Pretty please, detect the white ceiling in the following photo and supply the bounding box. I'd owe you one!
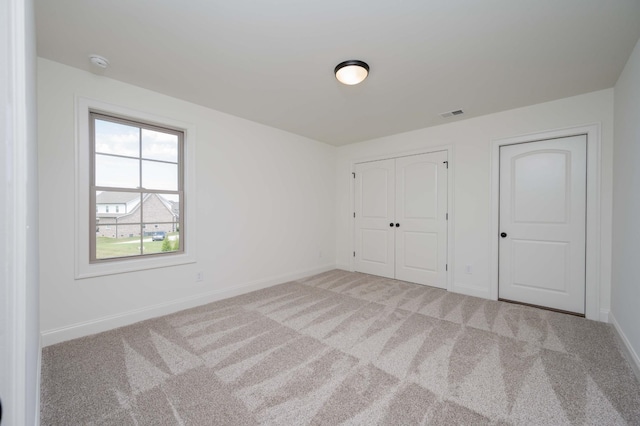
[35,0,640,146]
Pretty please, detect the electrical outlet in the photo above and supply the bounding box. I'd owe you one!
[196,271,203,282]
[465,265,472,274]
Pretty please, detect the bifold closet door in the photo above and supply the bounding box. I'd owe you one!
[354,159,396,279]
[354,151,448,288]
[395,152,448,288]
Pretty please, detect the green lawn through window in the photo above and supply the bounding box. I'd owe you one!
[96,232,179,259]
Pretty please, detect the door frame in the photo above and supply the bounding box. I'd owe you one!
[348,144,454,292]
[490,124,602,321]
[1,0,39,424]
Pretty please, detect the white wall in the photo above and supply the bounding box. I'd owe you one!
[612,37,640,371]
[337,89,614,317]
[39,58,336,345]
[0,0,40,424]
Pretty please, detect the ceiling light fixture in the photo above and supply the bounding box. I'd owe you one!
[334,60,369,85]
[89,54,110,69]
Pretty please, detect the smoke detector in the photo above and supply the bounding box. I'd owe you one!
[89,54,110,69]
[440,109,464,118]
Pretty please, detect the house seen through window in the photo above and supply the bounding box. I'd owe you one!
[91,112,184,261]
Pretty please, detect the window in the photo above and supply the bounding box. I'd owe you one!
[76,97,195,278]
[90,112,184,262]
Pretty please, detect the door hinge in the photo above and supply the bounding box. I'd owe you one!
[352,172,356,178]
[446,264,448,271]
[443,161,449,169]
[446,212,448,220]
[353,251,356,257]
[353,212,356,218]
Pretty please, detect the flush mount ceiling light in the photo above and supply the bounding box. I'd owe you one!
[89,54,110,69]
[334,60,369,85]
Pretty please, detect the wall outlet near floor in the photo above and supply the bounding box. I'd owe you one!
[465,265,472,274]
[196,271,204,282]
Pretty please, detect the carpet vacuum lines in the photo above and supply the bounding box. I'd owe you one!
[41,270,640,425]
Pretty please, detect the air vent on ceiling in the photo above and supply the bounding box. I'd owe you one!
[440,109,464,118]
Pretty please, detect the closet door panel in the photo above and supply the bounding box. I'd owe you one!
[395,152,448,288]
[354,159,395,279]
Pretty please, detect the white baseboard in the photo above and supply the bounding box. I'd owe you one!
[610,312,640,382]
[452,283,491,299]
[599,308,610,323]
[41,264,336,347]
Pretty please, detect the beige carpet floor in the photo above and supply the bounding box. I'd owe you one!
[41,270,640,425]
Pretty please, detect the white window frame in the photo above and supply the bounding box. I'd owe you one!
[75,97,196,278]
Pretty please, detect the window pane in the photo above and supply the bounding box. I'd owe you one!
[142,223,178,254]
[142,160,178,191]
[95,154,140,188]
[95,190,144,259]
[142,129,178,162]
[172,228,180,251]
[141,193,179,223]
[95,191,142,222]
[96,217,116,225]
[95,119,140,158]
[114,223,143,240]
[96,232,143,260]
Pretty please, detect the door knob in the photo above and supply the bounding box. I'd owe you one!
[395,223,400,227]
[389,223,394,227]
[500,232,507,238]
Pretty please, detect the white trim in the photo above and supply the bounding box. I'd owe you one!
[1,0,34,424]
[74,97,197,278]
[348,144,455,292]
[447,146,455,293]
[599,308,610,323]
[490,124,602,320]
[453,283,491,299]
[610,313,640,382]
[41,264,336,346]
[35,335,41,426]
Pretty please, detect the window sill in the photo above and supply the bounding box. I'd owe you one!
[75,252,196,279]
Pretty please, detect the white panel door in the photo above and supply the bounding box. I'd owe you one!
[395,152,448,288]
[499,135,587,314]
[354,159,395,279]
